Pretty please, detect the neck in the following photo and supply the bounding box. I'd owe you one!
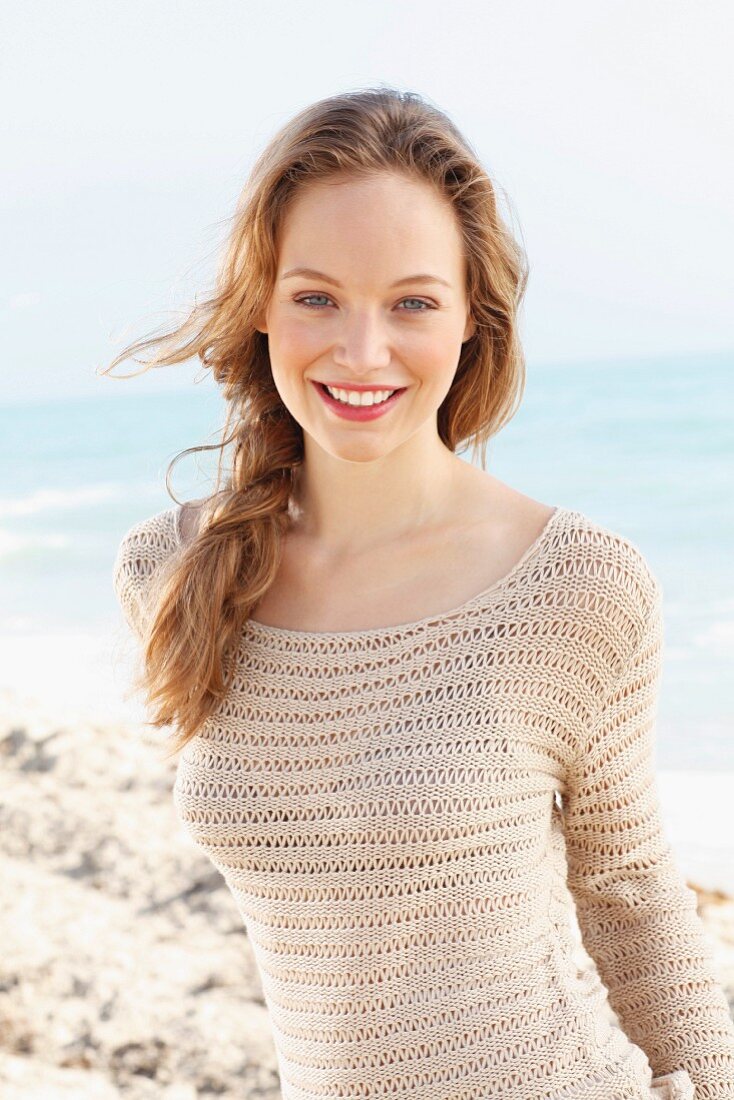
[289,430,463,558]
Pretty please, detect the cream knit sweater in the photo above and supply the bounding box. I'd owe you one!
[113,503,734,1099]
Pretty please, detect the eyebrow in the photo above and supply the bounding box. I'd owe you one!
[280,267,452,289]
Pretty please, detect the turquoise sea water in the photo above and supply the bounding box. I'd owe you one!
[2,350,732,769]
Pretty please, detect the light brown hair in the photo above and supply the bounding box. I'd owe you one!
[101,84,529,758]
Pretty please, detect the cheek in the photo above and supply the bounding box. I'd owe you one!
[271,313,324,361]
[268,334,315,396]
[268,321,320,409]
[402,330,459,380]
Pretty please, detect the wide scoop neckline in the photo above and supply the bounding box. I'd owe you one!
[169,502,568,642]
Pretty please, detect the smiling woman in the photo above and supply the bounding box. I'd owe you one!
[103,86,734,1098]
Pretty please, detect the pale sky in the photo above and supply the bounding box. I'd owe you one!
[2,0,732,404]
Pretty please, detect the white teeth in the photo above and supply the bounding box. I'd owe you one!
[324,385,397,407]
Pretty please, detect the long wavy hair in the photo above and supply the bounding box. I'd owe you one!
[101,84,529,759]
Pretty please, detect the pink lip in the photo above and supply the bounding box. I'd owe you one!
[311,380,407,421]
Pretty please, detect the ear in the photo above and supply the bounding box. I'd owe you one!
[462,311,476,344]
[252,304,269,334]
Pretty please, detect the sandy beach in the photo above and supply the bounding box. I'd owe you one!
[2,656,733,1097]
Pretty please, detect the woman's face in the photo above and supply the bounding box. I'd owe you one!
[256,170,475,463]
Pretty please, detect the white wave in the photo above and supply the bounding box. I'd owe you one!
[0,484,124,517]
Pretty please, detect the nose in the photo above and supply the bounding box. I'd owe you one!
[332,309,392,373]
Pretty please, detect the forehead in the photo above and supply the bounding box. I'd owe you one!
[278,171,462,257]
[277,171,465,276]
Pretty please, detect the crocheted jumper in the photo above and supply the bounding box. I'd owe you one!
[113,503,734,1100]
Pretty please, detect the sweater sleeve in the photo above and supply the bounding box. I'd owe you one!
[112,508,179,644]
[561,568,734,1098]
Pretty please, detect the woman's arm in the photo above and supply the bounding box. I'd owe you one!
[562,577,734,1096]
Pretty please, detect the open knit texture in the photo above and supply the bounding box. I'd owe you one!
[113,503,734,1099]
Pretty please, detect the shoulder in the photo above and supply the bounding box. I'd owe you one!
[555,509,660,593]
[112,505,181,639]
[551,508,662,646]
[461,475,658,609]
[113,506,180,573]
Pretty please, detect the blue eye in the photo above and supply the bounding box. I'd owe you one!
[296,294,332,309]
[294,295,434,312]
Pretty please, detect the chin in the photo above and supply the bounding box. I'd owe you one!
[312,433,401,465]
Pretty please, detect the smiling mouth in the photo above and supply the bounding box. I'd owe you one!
[312,379,408,417]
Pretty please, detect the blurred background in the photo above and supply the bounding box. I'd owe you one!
[2,1,732,1096]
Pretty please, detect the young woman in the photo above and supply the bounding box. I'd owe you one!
[108,87,734,1098]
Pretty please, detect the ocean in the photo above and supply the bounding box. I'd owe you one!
[2,350,732,770]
